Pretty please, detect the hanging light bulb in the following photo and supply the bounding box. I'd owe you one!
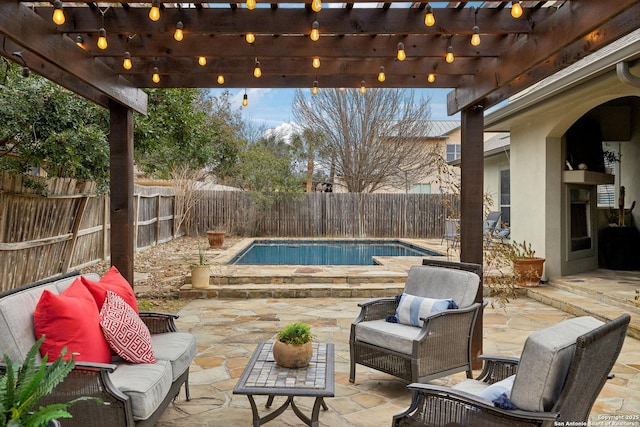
[242,92,248,107]
[311,80,319,95]
[511,1,523,18]
[311,0,322,13]
[424,3,435,27]
[97,28,108,50]
[123,52,133,70]
[198,56,207,66]
[174,21,184,41]
[246,0,256,10]
[471,25,481,46]
[397,42,406,61]
[310,21,320,42]
[52,0,65,25]
[245,32,255,44]
[445,44,454,63]
[312,57,321,69]
[427,73,436,83]
[149,0,161,21]
[217,75,225,85]
[152,67,160,83]
[360,80,366,95]
[75,35,84,48]
[253,59,262,78]
[377,66,386,83]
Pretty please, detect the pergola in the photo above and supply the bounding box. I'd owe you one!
[2,0,639,363]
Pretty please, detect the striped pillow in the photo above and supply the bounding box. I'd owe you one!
[395,293,457,327]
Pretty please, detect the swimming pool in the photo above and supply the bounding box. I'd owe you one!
[230,239,441,265]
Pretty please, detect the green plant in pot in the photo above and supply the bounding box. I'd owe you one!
[190,241,211,289]
[273,322,315,368]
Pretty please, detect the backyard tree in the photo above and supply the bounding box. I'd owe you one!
[292,88,435,193]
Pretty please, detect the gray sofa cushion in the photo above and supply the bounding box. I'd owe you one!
[510,316,604,412]
[109,360,173,421]
[355,319,422,355]
[152,332,198,381]
[404,266,479,308]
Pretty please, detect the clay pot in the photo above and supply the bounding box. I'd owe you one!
[206,230,225,248]
[190,265,210,289]
[513,257,545,287]
[272,340,313,368]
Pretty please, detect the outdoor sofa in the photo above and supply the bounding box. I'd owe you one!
[0,270,197,427]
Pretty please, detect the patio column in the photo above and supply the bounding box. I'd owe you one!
[109,102,135,287]
[460,105,484,369]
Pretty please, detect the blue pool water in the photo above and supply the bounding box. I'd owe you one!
[230,240,440,265]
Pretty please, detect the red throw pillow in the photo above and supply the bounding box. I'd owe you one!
[100,290,156,364]
[81,266,138,313]
[33,278,112,363]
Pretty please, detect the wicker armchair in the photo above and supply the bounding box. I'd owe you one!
[392,313,630,427]
[349,260,483,384]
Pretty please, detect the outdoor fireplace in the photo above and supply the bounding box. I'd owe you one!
[569,188,592,252]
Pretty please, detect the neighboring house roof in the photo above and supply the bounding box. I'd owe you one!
[448,132,510,166]
[383,120,460,138]
[486,28,640,130]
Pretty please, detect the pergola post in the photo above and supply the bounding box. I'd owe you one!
[460,105,485,369]
[109,102,135,287]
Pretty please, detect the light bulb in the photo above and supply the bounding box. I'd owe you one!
[52,0,65,25]
[246,0,256,10]
[242,93,248,107]
[377,66,385,82]
[245,33,255,44]
[97,28,108,50]
[311,81,319,95]
[75,35,84,48]
[198,56,207,66]
[427,73,435,83]
[397,42,406,61]
[424,4,435,27]
[471,26,481,46]
[149,0,160,21]
[152,67,160,83]
[217,75,225,85]
[253,61,261,78]
[445,45,454,63]
[310,21,319,42]
[360,81,366,95]
[123,52,132,70]
[511,1,523,18]
[312,57,320,69]
[311,0,322,13]
[174,21,184,41]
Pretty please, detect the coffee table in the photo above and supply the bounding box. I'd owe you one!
[233,341,335,427]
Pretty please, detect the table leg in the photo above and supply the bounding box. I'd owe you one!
[246,395,293,426]
[290,396,327,427]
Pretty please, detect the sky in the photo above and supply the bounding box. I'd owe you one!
[208,88,460,134]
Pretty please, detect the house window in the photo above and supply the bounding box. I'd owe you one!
[597,142,618,208]
[499,168,511,226]
[446,144,461,162]
[412,183,432,194]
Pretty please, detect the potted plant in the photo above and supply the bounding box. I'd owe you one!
[190,243,210,289]
[1,337,90,427]
[508,240,545,287]
[272,322,315,368]
[206,230,225,249]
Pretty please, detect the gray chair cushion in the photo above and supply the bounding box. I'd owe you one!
[510,316,604,412]
[404,266,480,308]
[151,332,197,381]
[108,360,173,421]
[355,319,422,355]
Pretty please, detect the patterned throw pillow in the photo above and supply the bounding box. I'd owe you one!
[393,293,458,327]
[99,290,156,364]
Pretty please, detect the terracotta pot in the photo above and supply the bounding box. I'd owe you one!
[206,230,225,248]
[513,257,545,287]
[272,340,313,368]
[190,265,210,289]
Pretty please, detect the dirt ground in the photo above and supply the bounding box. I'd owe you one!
[81,235,242,312]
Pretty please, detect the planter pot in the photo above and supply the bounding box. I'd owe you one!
[513,257,545,287]
[206,231,225,248]
[272,341,313,368]
[190,265,211,289]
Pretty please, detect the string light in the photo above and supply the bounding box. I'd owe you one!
[360,80,366,95]
[424,3,435,27]
[311,80,319,95]
[152,67,160,83]
[445,44,454,63]
[217,75,225,84]
[253,59,262,78]
[52,0,65,25]
[311,0,322,13]
[377,66,386,82]
[245,32,255,44]
[511,1,523,18]
[246,0,256,10]
[312,57,320,69]
[123,52,132,70]
[427,73,436,83]
[310,21,320,42]
[242,91,248,107]
[75,35,84,48]
[97,28,108,50]
[174,21,184,41]
[471,7,481,46]
[149,0,160,21]
[397,42,406,61]
[198,56,207,66]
